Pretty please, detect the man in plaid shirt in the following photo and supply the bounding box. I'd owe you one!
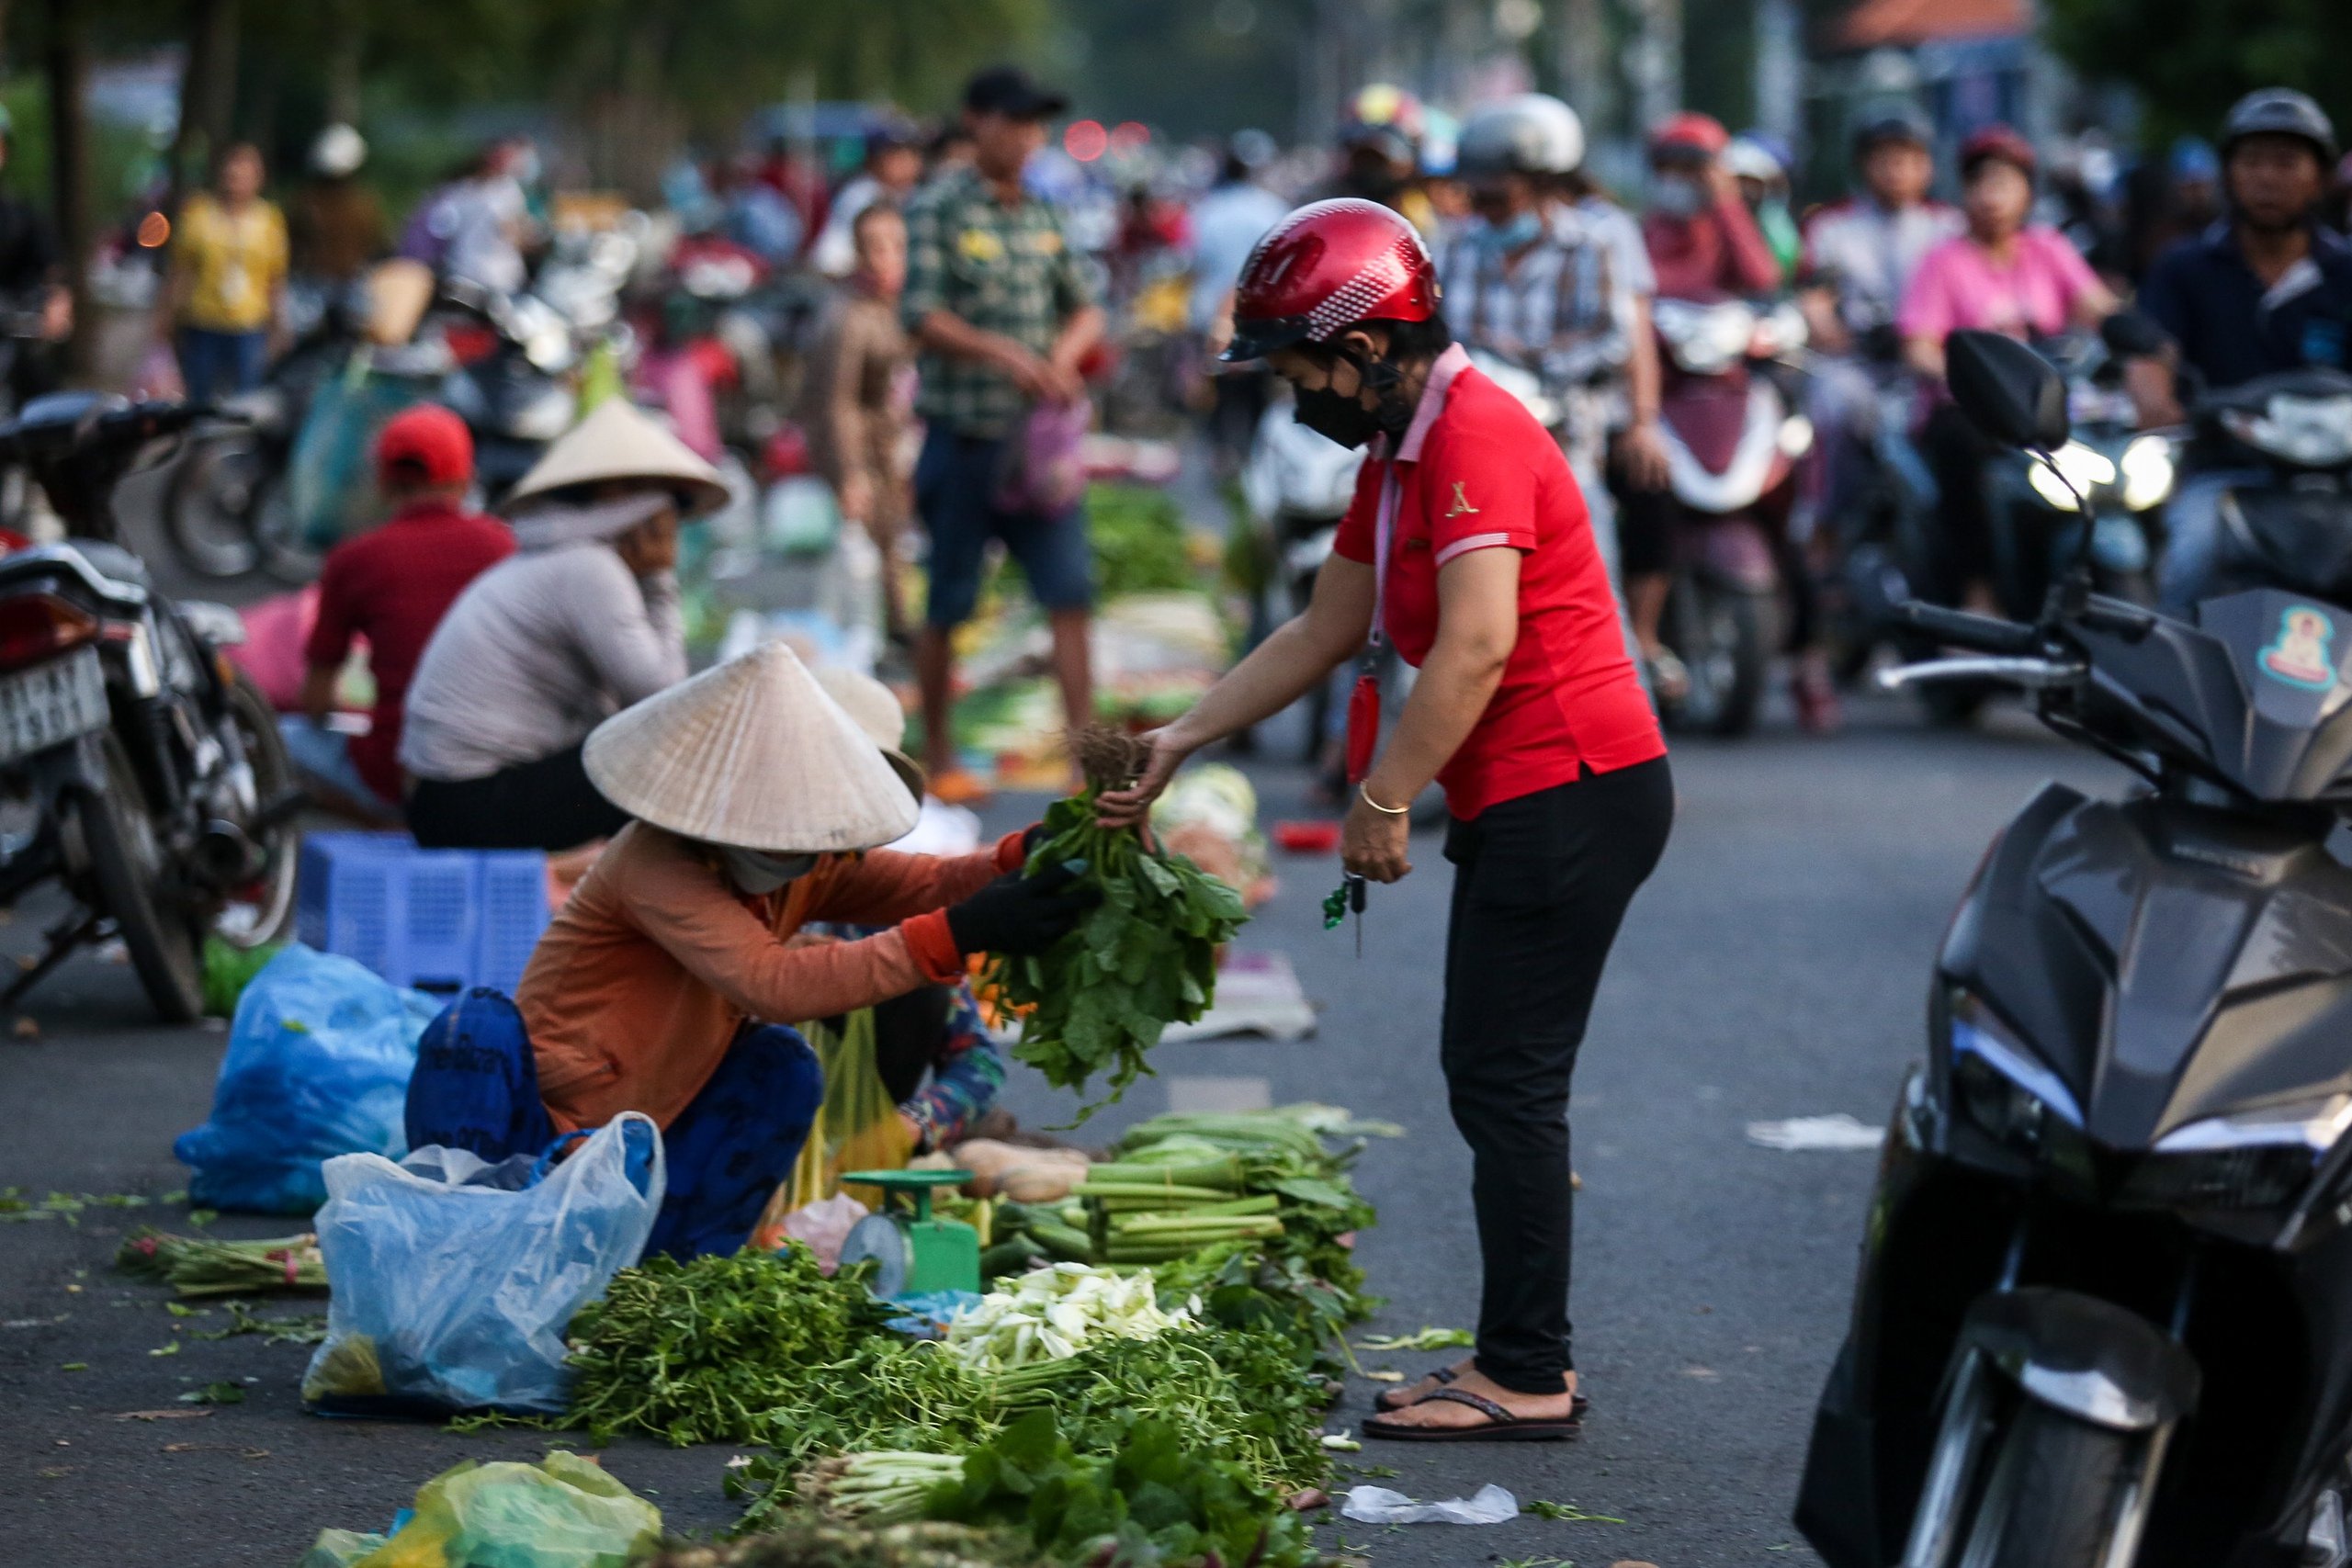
[902,65,1103,803]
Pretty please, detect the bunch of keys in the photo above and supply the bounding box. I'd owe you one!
[1320,873,1368,956]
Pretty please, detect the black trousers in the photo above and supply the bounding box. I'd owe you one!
[1920,399,2000,592]
[1440,756,1674,1393]
[405,743,632,852]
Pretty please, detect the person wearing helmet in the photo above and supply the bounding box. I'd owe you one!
[1099,197,1672,1441]
[1333,85,1440,235]
[0,105,71,406]
[1189,130,1293,474]
[1898,127,2118,608]
[290,123,387,298]
[1439,96,1623,431]
[2125,89,2352,610]
[1617,112,1784,702]
[1725,134,1802,277]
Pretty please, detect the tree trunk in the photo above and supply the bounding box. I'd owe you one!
[323,0,363,126]
[44,0,91,379]
[169,0,242,204]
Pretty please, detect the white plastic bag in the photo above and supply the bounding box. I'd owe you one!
[1340,1483,1520,1524]
[301,1113,664,1415]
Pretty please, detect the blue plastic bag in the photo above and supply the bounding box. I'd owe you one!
[175,944,442,1213]
[301,1115,664,1416]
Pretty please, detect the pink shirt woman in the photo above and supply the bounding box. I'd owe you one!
[1897,126,2116,384]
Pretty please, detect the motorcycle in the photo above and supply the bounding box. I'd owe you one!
[0,394,300,1021]
[1894,330,2175,725]
[1652,295,1815,735]
[1797,330,2352,1568]
[2182,367,2352,599]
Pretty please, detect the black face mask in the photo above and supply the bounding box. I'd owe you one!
[1293,383,1386,448]
[1292,352,1413,449]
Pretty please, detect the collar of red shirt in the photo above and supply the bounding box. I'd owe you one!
[1376,343,1473,465]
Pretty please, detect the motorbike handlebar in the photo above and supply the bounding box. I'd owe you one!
[1891,600,2046,656]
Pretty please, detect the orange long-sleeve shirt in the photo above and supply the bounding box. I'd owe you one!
[514,822,1023,1131]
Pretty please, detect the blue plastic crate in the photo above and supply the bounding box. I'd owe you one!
[297,833,549,997]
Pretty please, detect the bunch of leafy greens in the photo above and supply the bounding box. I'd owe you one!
[993,1325,1330,1493]
[985,733,1248,1115]
[566,1247,893,1446]
[1151,1242,1361,1377]
[1086,485,1196,598]
[729,1340,1007,1531]
[923,1411,1322,1568]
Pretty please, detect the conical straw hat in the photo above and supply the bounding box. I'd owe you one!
[812,665,925,801]
[505,396,729,518]
[583,641,920,853]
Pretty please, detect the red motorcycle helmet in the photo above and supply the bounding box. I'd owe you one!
[1221,197,1440,363]
[1650,111,1731,160]
[1959,124,2039,182]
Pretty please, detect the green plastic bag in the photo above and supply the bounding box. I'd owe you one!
[324,1451,661,1568]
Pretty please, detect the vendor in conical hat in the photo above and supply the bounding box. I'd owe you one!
[403,640,1093,1259]
[399,397,728,852]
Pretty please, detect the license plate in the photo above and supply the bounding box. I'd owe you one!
[0,649,107,764]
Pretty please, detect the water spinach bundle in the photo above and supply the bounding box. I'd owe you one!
[988,730,1247,1113]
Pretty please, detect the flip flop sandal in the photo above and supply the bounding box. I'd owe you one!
[1362,1386,1586,1443]
[1373,1364,1460,1413]
[1374,1366,1590,1416]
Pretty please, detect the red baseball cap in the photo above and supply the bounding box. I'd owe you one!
[1651,111,1731,158]
[376,404,473,490]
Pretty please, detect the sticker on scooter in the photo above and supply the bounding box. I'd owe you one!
[2259,606,2338,691]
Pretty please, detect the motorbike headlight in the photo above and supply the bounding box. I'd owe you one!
[1949,990,2081,1152]
[2118,434,2177,512]
[2120,1096,2352,1210]
[2026,442,2118,513]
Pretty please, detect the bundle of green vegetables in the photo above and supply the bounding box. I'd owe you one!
[985,729,1249,1115]
[115,1228,327,1297]
[566,1247,894,1446]
[1085,485,1196,598]
[826,1411,1323,1568]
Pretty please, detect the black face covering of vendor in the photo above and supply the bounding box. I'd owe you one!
[1293,352,1414,450]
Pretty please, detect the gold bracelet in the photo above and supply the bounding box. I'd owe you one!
[1359,783,1410,817]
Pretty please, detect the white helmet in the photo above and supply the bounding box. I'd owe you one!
[310,123,368,179]
[1456,93,1586,179]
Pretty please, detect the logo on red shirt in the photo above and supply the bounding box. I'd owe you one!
[1444,482,1480,518]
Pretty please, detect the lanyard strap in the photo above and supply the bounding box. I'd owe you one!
[1366,459,1402,661]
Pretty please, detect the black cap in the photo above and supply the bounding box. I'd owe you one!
[963,64,1069,121]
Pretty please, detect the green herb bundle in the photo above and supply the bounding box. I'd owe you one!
[923,1411,1322,1568]
[986,730,1249,1115]
[114,1228,326,1297]
[992,1325,1331,1493]
[566,1247,892,1446]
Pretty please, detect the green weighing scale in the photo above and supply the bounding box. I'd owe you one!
[835,1168,979,1296]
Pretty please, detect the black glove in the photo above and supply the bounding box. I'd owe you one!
[1021,820,1050,858]
[946,862,1100,956]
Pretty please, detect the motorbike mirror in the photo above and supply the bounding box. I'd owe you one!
[2099,310,2173,360]
[1947,330,2070,452]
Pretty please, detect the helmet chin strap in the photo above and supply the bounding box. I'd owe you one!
[1336,346,1418,434]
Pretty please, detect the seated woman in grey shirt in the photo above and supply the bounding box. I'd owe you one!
[401,398,728,851]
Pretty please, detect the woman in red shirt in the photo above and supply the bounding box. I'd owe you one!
[1100,199,1673,1441]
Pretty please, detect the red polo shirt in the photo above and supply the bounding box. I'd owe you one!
[1331,344,1665,818]
[305,499,514,801]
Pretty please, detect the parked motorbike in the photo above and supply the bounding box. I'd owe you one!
[1652,295,1814,734]
[0,394,299,1021]
[162,318,356,580]
[1797,331,2352,1568]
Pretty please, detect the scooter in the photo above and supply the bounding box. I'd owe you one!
[1796,331,2352,1568]
[1652,296,1814,735]
[0,395,299,1021]
[2182,366,2352,599]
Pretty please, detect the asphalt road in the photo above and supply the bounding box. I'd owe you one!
[0,652,2130,1567]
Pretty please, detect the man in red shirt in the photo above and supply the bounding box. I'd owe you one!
[281,405,513,818]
